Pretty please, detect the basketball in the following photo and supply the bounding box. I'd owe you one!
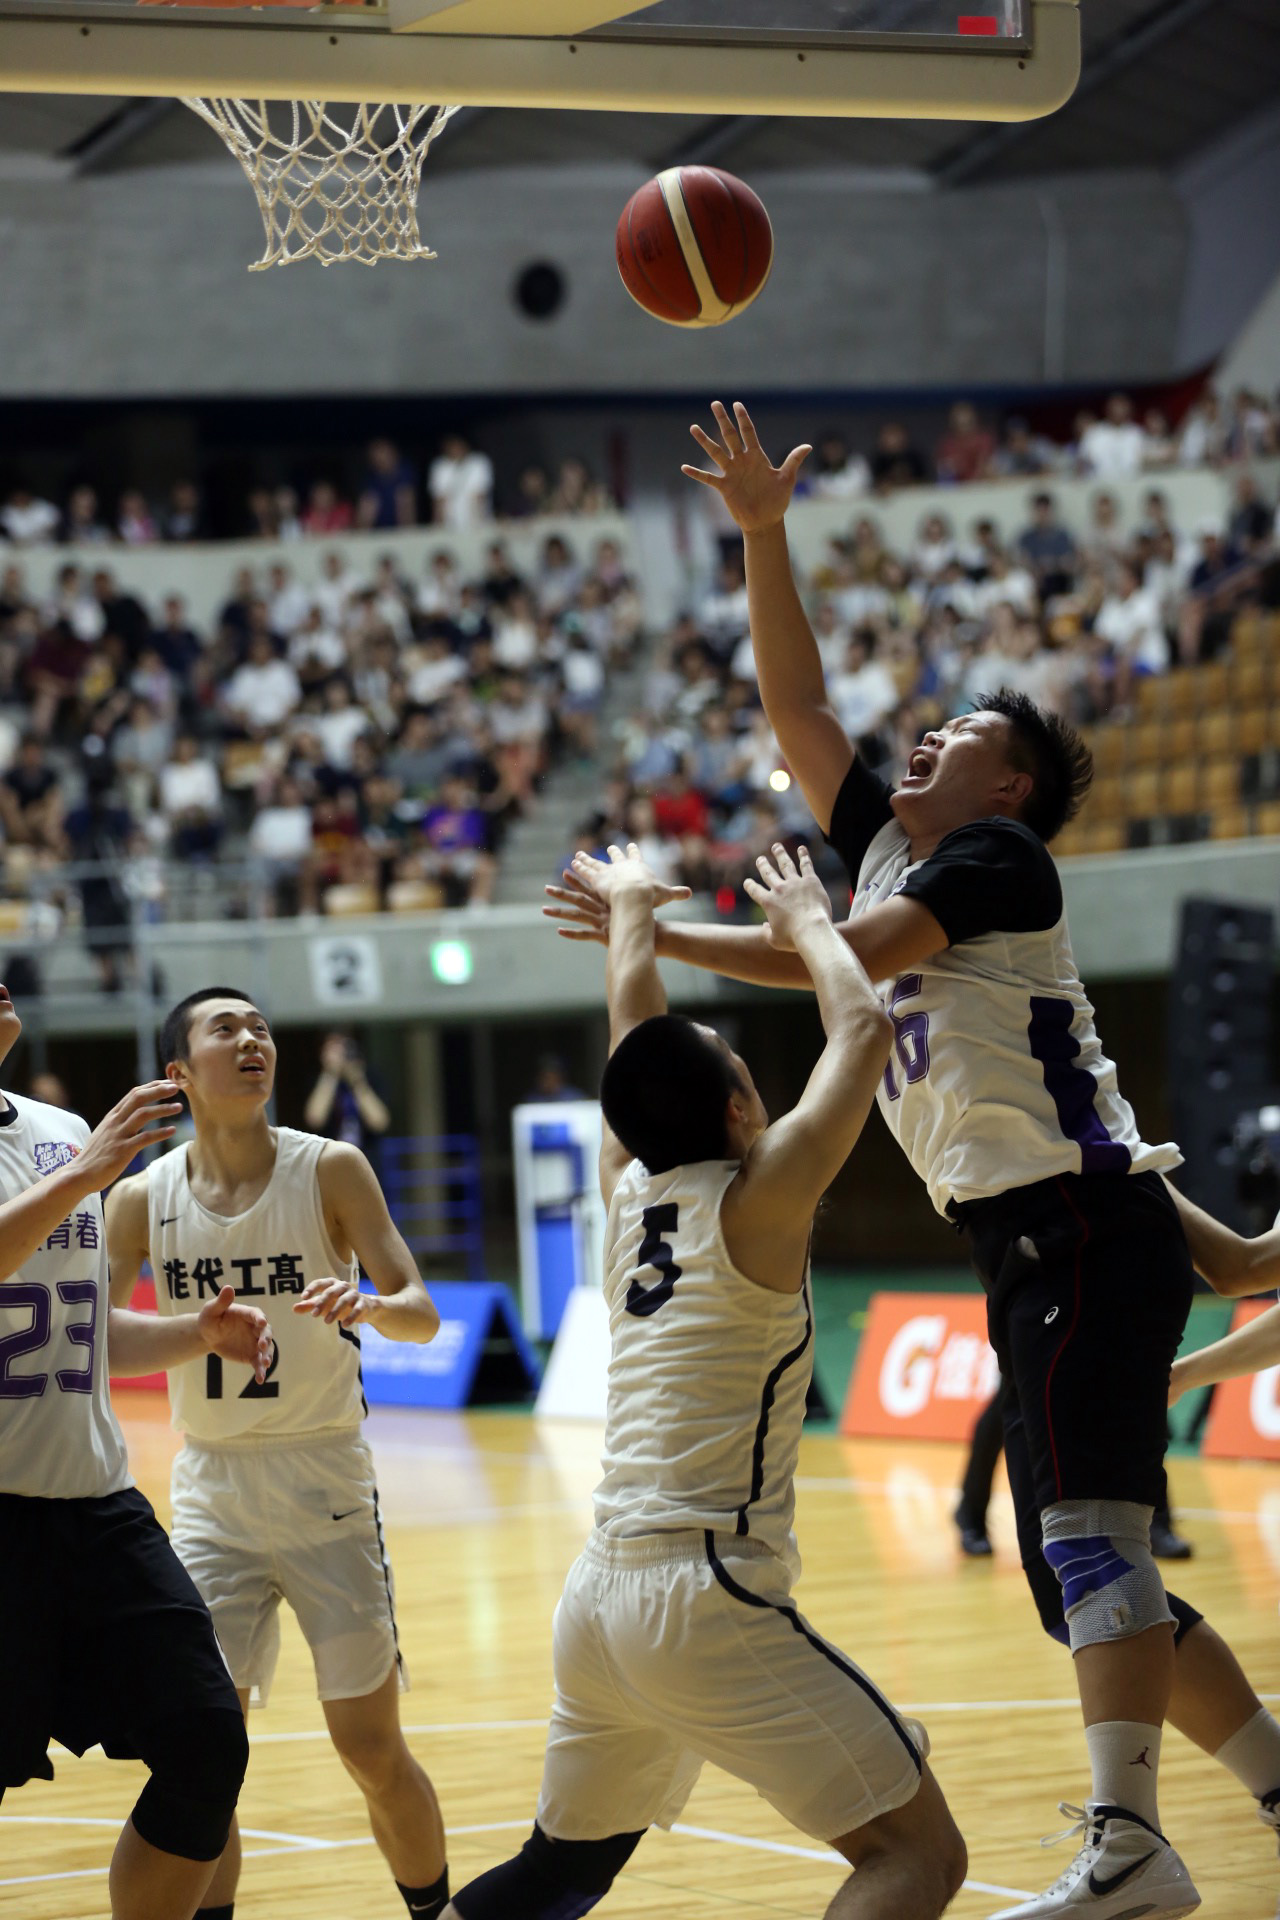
[615,166,773,328]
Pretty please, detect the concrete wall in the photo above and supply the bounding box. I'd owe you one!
[0,157,1189,396]
[1175,99,1280,375]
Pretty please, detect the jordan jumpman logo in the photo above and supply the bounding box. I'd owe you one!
[1130,1746,1153,1770]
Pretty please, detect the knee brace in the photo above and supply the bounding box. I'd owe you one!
[131,1709,248,1862]
[451,1823,643,1920]
[1040,1501,1175,1654]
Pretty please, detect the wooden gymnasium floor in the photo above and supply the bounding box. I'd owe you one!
[6,1394,1278,1920]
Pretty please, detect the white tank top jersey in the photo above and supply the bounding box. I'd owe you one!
[594,1157,812,1577]
[0,1094,131,1501]
[846,810,1181,1214]
[146,1127,364,1444]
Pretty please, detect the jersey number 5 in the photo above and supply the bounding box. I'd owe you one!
[882,974,931,1103]
[625,1205,682,1318]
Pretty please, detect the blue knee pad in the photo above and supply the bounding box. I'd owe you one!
[451,1823,644,1919]
[131,1709,248,1862]
[1040,1500,1175,1653]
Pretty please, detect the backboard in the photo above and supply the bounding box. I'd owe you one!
[0,0,1080,119]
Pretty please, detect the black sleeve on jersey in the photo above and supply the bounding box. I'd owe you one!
[899,818,1063,945]
[824,757,897,882]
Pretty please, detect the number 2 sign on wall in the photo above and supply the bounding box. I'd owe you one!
[307,935,384,1009]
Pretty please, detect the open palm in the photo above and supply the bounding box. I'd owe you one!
[682,400,811,534]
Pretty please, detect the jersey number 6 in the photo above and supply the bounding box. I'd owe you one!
[882,973,931,1103]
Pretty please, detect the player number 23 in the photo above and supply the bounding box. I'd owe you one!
[0,1281,97,1399]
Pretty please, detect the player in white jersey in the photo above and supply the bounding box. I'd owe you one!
[444,842,967,1920]
[547,401,1280,1920]
[106,987,451,1920]
[0,981,275,1919]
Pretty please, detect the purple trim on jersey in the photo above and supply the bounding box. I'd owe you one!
[1028,996,1132,1176]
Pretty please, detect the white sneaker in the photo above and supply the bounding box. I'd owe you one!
[992,1802,1200,1920]
[1258,1790,1280,1856]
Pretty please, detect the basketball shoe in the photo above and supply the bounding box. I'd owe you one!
[991,1802,1200,1919]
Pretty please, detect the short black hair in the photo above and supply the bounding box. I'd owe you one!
[159,987,259,1071]
[601,1015,745,1175]
[972,689,1093,843]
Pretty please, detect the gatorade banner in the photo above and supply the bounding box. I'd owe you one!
[1202,1302,1280,1462]
[841,1291,998,1441]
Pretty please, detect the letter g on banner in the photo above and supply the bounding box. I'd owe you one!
[879,1315,947,1419]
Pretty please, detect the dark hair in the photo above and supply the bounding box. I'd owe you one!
[159,987,259,1070]
[601,1015,744,1175]
[972,689,1093,843]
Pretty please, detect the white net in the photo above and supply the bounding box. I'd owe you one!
[183,98,460,269]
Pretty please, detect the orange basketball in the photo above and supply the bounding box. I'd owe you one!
[615,166,774,329]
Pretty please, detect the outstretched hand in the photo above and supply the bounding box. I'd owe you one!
[742,843,833,952]
[544,844,690,941]
[198,1286,275,1384]
[682,401,811,534]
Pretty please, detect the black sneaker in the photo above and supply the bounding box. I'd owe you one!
[955,1502,993,1557]
[1150,1518,1194,1560]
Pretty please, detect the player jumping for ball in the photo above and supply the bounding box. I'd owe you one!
[548,403,1280,1918]
[444,840,967,1920]
[0,982,274,1920]
[107,989,451,1920]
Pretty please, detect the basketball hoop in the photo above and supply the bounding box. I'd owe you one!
[182,97,459,269]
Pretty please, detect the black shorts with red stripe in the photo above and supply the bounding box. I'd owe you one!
[952,1169,1198,1638]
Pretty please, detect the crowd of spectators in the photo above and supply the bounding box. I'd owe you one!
[0,435,617,551]
[0,527,642,973]
[4,387,1278,552]
[588,463,1280,897]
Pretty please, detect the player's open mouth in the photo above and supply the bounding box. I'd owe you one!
[902,750,934,785]
[239,1059,266,1075]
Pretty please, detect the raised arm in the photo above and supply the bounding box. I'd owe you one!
[683,401,853,831]
[106,1170,150,1307]
[1164,1181,1280,1297]
[2,1083,180,1287]
[566,844,692,1209]
[299,1141,440,1345]
[721,847,892,1286]
[1170,1303,1280,1403]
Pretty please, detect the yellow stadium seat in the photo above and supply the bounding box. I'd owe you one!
[322,883,380,916]
[1162,673,1198,716]
[1257,800,1280,837]
[1231,656,1269,705]
[1087,775,1127,822]
[1134,677,1167,717]
[1164,716,1197,764]
[1209,805,1251,842]
[1192,661,1231,710]
[386,879,447,913]
[1089,727,1127,776]
[1128,721,1165,767]
[1237,707,1270,755]
[1163,764,1199,814]
[1201,758,1240,808]
[1126,768,1163,820]
[1082,820,1128,854]
[1198,709,1237,758]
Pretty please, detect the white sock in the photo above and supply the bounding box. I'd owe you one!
[1214,1706,1280,1801]
[1086,1720,1162,1831]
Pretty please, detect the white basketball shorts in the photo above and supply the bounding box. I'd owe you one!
[537,1529,924,1845]
[169,1427,405,1708]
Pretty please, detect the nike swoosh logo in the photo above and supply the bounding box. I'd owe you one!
[331,1508,361,1522]
[160,1215,180,1226]
[1089,1849,1158,1896]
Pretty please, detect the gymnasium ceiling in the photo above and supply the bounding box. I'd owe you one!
[0,0,1278,184]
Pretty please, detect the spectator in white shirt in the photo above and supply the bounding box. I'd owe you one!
[489,670,547,806]
[1177,390,1226,468]
[158,733,222,857]
[698,555,750,653]
[1094,561,1169,702]
[2,487,59,545]
[1080,393,1147,479]
[828,630,900,744]
[313,549,362,631]
[266,560,312,638]
[112,696,174,818]
[222,633,303,734]
[911,513,957,583]
[806,430,871,501]
[405,632,467,708]
[491,591,540,672]
[288,606,348,686]
[249,772,313,915]
[311,678,371,772]
[45,564,106,645]
[537,535,583,618]
[418,549,461,620]
[429,432,495,530]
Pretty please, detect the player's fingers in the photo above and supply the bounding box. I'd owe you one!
[688,424,729,469]
[605,844,627,865]
[733,401,762,451]
[782,443,813,482]
[680,464,725,492]
[796,844,814,873]
[742,877,765,905]
[656,883,693,903]
[556,926,605,942]
[772,841,797,878]
[709,399,740,451]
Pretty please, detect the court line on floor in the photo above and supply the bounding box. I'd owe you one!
[0,1812,1035,1902]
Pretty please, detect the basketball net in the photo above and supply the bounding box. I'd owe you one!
[182,98,459,269]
